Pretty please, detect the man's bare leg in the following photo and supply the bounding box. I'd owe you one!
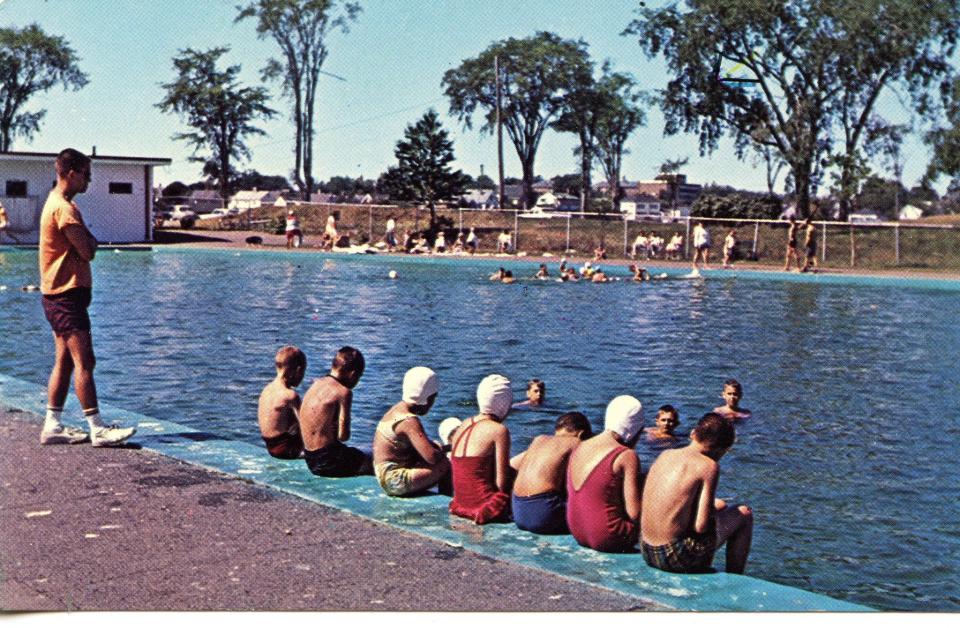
[47,333,75,410]
[716,504,753,574]
[64,330,98,410]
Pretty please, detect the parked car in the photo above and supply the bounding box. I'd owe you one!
[168,205,197,228]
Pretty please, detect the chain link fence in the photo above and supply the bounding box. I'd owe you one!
[191,203,960,271]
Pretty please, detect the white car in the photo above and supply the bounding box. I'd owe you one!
[168,205,197,228]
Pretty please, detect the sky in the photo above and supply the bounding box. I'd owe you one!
[0,0,943,194]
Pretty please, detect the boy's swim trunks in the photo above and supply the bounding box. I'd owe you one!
[262,431,304,460]
[41,287,92,335]
[375,461,423,496]
[512,490,568,535]
[641,532,716,574]
[304,441,368,477]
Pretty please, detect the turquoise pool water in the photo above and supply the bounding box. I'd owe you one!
[1,247,958,610]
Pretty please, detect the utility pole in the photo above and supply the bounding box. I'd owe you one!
[495,55,505,210]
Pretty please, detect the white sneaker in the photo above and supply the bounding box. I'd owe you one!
[91,425,136,447]
[40,425,90,445]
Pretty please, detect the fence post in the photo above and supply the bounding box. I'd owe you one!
[752,220,759,258]
[849,225,855,267]
[566,214,571,253]
[623,217,629,258]
[513,209,519,252]
[894,224,900,265]
[368,206,373,242]
[821,221,827,264]
[684,217,691,259]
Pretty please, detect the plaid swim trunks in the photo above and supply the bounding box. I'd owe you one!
[375,461,420,496]
[641,532,717,574]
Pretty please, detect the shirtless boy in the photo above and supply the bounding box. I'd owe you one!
[299,346,373,476]
[510,412,592,534]
[257,346,307,459]
[646,404,680,444]
[513,378,545,408]
[800,217,818,273]
[712,379,751,420]
[640,413,753,574]
[372,366,450,496]
[783,217,801,270]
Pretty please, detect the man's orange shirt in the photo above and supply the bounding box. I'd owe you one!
[39,190,92,295]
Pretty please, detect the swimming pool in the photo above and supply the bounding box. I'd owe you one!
[1,247,958,610]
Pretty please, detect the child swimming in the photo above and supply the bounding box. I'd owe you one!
[712,379,752,420]
[646,404,680,444]
[510,412,592,534]
[257,346,307,459]
[513,378,545,409]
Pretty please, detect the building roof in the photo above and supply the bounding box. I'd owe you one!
[0,150,171,166]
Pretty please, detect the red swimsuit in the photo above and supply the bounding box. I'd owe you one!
[449,419,511,524]
[565,445,639,553]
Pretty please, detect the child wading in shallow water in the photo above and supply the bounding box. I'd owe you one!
[641,413,754,574]
[510,412,592,534]
[513,378,545,409]
[646,404,680,444]
[448,374,514,524]
[712,379,752,420]
[565,395,645,552]
[372,367,450,496]
[299,346,373,477]
[257,346,307,459]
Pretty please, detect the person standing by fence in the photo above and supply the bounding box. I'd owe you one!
[692,222,711,271]
[285,210,302,248]
[783,217,801,271]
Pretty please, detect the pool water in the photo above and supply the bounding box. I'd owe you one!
[1,247,958,611]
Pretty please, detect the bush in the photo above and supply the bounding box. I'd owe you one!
[692,193,782,219]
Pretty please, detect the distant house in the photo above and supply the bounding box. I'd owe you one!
[0,149,170,244]
[535,191,558,209]
[459,188,499,209]
[898,204,923,220]
[306,192,339,204]
[188,190,225,214]
[849,212,882,224]
[229,189,289,210]
[620,193,662,221]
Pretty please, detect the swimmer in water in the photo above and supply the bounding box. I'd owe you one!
[534,263,549,279]
[513,378,545,409]
[712,379,751,420]
[564,267,579,282]
[628,264,651,282]
[258,346,307,459]
[591,267,609,283]
[501,270,516,284]
[489,267,506,281]
[646,405,680,444]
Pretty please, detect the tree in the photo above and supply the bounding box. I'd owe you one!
[233,170,291,191]
[0,24,88,151]
[443,32,591,208]
[855,175,907,219]
[551,57,600,212]
[692,192,781,220]
[236,0,361,200]
[474,174,496,189]
[594,71,646,212]
[550,173,583,196]
[378,109,467,231]
[157,48,276,203]
[625,0,960,219]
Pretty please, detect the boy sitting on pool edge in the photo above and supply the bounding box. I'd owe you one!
[298,346,373,477]
[640,412,753,574]
[510,411,592,534]
[257,345,307,459]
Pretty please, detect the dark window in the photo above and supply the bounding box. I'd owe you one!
[5,180,27,197]
[109,182,133,194]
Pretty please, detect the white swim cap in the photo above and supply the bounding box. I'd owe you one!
[438,417,463,446]
[604,395,644,443]
[402,366,439,405]
[476,374,513,420]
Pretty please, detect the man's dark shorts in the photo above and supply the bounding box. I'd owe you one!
[304,441,369,477]
[41,287,92,335]
[263,431,304,460]
[641,531,717,574]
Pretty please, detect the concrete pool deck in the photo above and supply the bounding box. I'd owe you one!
[1,370,870,612]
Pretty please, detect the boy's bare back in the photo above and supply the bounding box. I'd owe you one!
[299,376,351,450]
[512,434,579,496]
[257,378,300,439]
[641,447,718,546]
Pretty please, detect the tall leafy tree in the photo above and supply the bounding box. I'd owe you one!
[594,71,646,213]
[236,0,361,200]
[379,109,467,231]
[925,76,960,187]
[157,47,276,202]
[551,58,602,212]
[624,0,960,219]
[443,31,592,208]
[0,24,88,151]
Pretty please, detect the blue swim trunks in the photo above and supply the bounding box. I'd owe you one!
[512,490,568,535]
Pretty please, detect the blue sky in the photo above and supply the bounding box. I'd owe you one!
[0,0,938,193]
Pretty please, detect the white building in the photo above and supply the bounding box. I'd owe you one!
[898,204,923,221]
[0,150,171,244]
[228,189,289,211]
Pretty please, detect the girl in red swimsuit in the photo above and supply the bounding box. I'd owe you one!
[448,374,514,524]
[565,395,645,553]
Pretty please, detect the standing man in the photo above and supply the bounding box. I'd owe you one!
[284,210,302,248]
[800,217,818,273]
[38,148,136,447]
[783,216,801,271]
[384,215,397,251]
[691,221,711,272]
